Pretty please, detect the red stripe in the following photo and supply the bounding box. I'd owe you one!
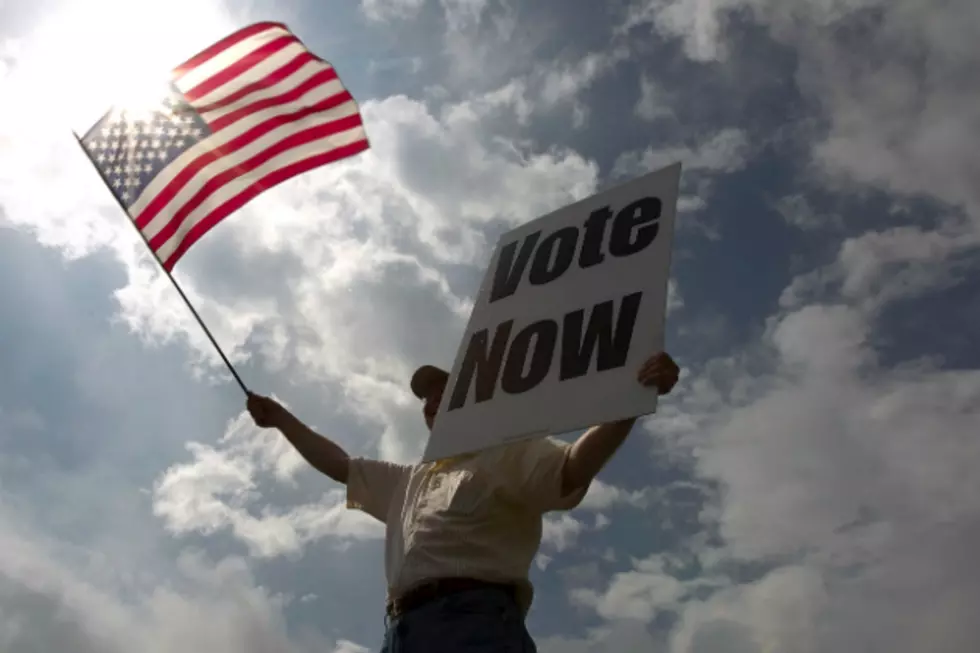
[193,51,318,114]
[148,115,364,251]
[134,90,356,230]
[206,68,339,132]
[160,138,369,270]
[173,22,287,80]
[184,34,297,102]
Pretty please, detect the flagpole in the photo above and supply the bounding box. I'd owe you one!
[72,131,249,396]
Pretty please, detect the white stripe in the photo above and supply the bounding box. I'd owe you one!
[130,77,347,220]
[156,124,367,266]
[188,40,317,111]
[174,24,290,94]
[195,57,328,125]
[140,97,360,242]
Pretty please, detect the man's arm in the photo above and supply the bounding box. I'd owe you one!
[247,393,350,484]
[560,352,680,496]
[561,418,635,495]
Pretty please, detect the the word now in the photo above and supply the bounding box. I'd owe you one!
[447,292,643,411]
[490,197,662,303]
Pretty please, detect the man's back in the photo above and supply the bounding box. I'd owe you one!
[347,436,588,613]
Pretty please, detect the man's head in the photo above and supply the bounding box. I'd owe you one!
[410,364,449,430]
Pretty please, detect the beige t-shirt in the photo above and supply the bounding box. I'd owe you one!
[346,436,587,614]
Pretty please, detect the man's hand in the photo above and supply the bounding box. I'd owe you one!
[247,392,288,429]
[561,351,681,497]
[637,351,680,395]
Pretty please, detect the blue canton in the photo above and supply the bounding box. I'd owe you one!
[81,83,212,209]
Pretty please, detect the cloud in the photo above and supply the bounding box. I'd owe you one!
[0,504,362,653]
[773,193,839,231]
[614,128,749,179]
[579,479,649,511]
[622,0,744,62]
[542,514,587,553]
[639,280,980,651]
[630,0,980,229]
[152,411,383,557]
[635,75,674,122]
[668,566,827,653]
[361,0,426,21]
[780,221,980,312]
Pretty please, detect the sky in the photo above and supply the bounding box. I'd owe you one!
[1,0,979,651]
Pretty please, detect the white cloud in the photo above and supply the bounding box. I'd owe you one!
[542,514,587,552]
[539,48,630,112]
[578,479,649,511]
[440,0,491,30]
[773,193,838,231]
[780,221,980,312]
[360,0,426,21]
[622,0,744,61]
[635,75,674,122]
[0,504,359,653]
[669,566,827,653]
[331,640,371,653]
[614,128,749,179]
[631,0,980,230]
[571,554,726,624]
[152,412,382,557]
[641,275,980,651]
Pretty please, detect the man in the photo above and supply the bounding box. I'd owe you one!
[246,351,679,652]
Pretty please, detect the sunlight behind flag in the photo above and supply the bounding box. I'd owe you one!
[77,22,369,270]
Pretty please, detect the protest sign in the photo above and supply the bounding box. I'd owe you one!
[422,162,681,462]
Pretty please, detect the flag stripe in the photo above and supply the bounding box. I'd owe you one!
[131,76,347,224]
[174,24,290,93]
[132,80,357,230]
[158,129,369,269]
[205,67,339,132]
[192,49,318,114]
[196,56,324,125]
[183,34,296,102]
[146,112,364,248]
[173,22,286,82]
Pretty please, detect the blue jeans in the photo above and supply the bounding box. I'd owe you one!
[380,586,537,653]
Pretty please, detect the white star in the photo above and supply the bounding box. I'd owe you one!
[121,190,131,201]
[156,150,167,161]
[112,178,122,188]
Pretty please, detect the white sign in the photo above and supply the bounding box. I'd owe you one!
[422,162,681,462]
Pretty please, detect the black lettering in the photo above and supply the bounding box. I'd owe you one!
[609,198,661,257]
[529,227,578,286]
[489,232,541,303]
[579,206,613,268]
[447,320,514,410]
[560,292,643,380]
[501,320,558,394]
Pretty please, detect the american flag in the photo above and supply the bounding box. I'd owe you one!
[78,22,369,271]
